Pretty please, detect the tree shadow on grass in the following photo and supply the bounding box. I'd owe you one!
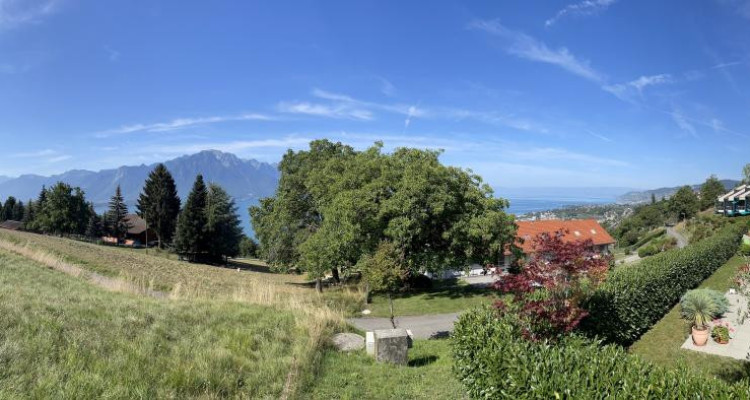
[408,355,438,367]
[390,283,495,302]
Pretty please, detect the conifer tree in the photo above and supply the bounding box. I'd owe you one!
[85,204,103,239]
[21,199,35,231]
[11,200,24,221]
[175,175,208,261]
[136,164,181,248]
[1,196,16,221]
[107,185,129,241]
[205,183,243,263]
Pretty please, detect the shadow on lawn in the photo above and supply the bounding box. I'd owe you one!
[408,355,438,367]
[390,279,496,302]
[715,362,750,383]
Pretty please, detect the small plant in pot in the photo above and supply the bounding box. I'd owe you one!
[712,325,730,344]
[680,289,719,346]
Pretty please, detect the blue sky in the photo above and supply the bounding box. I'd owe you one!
[1,0,749,189]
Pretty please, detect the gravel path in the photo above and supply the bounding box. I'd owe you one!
[348,313,460,339]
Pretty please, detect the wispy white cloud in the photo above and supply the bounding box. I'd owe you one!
[404,105,417,128]
[670,109,698,138]
[586,130,613,142]
[545,0,618,27]
[712,60,743,69]
[96,113,273,137]
[469,19,604,82]
[0,0,61,30]
[146,136,313,156]
[11,148,57,158]
[602,73,672,101]
[277,101,374,121]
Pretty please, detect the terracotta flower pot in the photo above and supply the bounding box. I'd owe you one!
[692,326,709,346]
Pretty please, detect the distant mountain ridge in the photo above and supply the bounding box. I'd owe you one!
[616,179,740,204]
[0,150,280,207]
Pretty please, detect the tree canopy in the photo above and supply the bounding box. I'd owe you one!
[174,175,208,261]
[699,175,726,210]
[136,163,181,248]
[106,185,129,240]
[669,185,700,221]
[251,140,517,280]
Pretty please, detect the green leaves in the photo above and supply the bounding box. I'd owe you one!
[583,223,745,345]
[452,307,750,399]
[136,164,181,248]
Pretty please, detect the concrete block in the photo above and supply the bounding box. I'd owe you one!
[365,331,375,355]
[373,329,409,365]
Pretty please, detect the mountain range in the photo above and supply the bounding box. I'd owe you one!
[0,150,280,234]
[616,179,740,204]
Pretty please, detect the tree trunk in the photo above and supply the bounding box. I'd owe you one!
[331,267,340,284]
[365,283,371,304]
[315,278,323,293]
[388,293,396,329]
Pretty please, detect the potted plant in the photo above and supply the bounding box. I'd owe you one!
[712,325,730,344]
[680,289,718,346]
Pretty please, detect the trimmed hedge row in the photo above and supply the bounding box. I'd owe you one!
[583,222,745,345]
[629,227,665,251]
[452,307,750,399]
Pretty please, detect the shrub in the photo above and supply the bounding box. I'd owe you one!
[740,243,750,256]
[638,244,659,258]
[631,228,666,250]
[405,273,433,290]
[452,307,750,399]
[712,325,730,343]
[680,289,719,329]
[583,222,745,345]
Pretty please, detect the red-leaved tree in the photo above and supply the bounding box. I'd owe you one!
[493,230,610,341]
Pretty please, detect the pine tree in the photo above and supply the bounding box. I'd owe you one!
[136,164,181,248]
[107,185,129,242]
[21,199,35,231]
[174,175,208,261]
[205,183,243,263]
[85,204,103,239]
[11,200,24,221]
[1,196,16,221]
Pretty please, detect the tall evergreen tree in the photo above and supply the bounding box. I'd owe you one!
[85,204,103,239]
[107,185,129,241]
[136,164,181,248]
[1,196,16,221]
[21,199,35,231]
[11,200,24,221]
[205,183,243,263]
[175,175,208,261]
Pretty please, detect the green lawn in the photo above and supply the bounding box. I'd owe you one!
[365,280,497,317]
[310,339,467,399]
[0,249,310,398]
[629,255,750,382]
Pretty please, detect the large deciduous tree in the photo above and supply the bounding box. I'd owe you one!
[36,182,91,236]
[174,174,208,261]
[136,163,181,248]
[669,185,699,221]
[251,140,517,287]
[699,175,726,211]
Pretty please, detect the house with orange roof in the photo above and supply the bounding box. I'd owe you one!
[503,219,615,268]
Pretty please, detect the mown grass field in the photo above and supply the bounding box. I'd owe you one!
[630,255,750,382]
[0,249,304,398]
[310,339,465,399]
[365,281,496,317]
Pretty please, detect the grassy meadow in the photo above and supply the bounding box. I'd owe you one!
[0,249,304,398]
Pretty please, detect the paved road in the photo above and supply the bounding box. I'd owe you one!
[667,227,688,249]
[348,313,460,339]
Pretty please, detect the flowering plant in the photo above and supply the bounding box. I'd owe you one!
[493,230,610,341]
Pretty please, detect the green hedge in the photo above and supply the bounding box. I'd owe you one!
[629,227,665,251]
[583,222,745,345]
[452,307,750,399]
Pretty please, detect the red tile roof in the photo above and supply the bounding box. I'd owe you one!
[513,219,615,254]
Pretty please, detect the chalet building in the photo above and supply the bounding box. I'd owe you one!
[716,185,750,217]
[503,219,615,268]
[102,214,157,247]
